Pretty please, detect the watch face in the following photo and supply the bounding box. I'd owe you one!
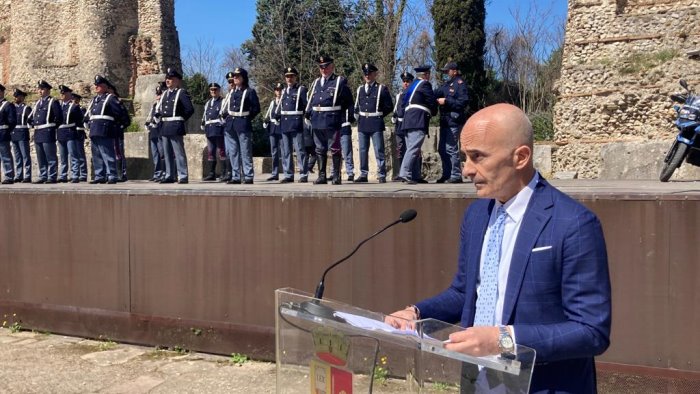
[500,335,514,350]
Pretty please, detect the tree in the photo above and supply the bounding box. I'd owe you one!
[431,0,486,113]
[183,73,210,106]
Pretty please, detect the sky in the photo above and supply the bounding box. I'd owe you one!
[174,0,568,67]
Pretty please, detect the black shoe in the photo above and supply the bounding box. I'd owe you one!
[435,177,448,184]
[107,179,117,184]
[149,177,158,182]
[46,179,57,184]
[227,179,241,184]
[70,179,80,183]
[58,179,68,183]
[244,179,254,184]
[332,177,341,185]
[22,179,32,183]
[378,177,386,184]
[354,176,368,183]
[203,173,216,181]
[298,176,308,183]
[314,174,327,184]
[1,179,13,184]
[400,176,416,185]
[79,178,88,182]
[89,179,105,184]
[266,175,279,181]
[178,178,189,184]
[117,177,127,183]
[13,178,21,183]
[280,178,294,184]
[34,179,46,184]
[160,178,175,184]
[347,175,354,182]
[392,176,401,182]
[447,177,464,184]
[416,178,429,184]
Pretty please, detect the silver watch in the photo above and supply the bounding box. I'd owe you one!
[498,325,515,355]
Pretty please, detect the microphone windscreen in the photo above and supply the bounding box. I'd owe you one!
[399,209,417,223]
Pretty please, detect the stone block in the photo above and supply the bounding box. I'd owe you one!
[133,74,165,118]
[534,144,553,178]
[600,141,700,181]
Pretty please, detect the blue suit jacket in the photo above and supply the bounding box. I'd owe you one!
[416,178,611,393]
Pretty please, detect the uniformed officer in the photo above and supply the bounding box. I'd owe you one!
[145,83,165,182]
[157,67,195,184]
[398,65,437,184]
[85,75,125,184]
[354,63,394,183]
[31,80,62,183]
[263,83,283,181]
[201,82,226,181]
[56,85,84,183]
[12,89,32,183]
[392,72,423,182]
[220,68,260,184]
[72,93,89,182]
[436,61,469,183]
[305,55,354,185]
[339,107,355,181]
[275,67,309,183]
[106,82,131,182]
[0,84,17,184]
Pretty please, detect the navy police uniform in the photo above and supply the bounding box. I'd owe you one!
[220,68,261,184]
[263,83,283,180]
[72,94,89,181]
[0,84,17,183]
[354,63,393,183]
[305,55,354,184]
[275,67,310,183]
[56,85,85,182]
[110,85,131,182]
[12,89,32,182]
[339,107,355,181]
[391,72,422,182]
[86,75,125,183]
[31,80,63,183]
[398,66,437,184]
[146,83,165,181]
[436,62,469,183]
[157,68,195,183]
[201,82,226,181]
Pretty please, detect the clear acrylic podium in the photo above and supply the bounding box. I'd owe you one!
[276,288,535,393]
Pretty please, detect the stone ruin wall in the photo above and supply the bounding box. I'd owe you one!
[0,0,180,99]
[554,0,700,179]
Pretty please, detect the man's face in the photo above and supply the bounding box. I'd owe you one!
[285,75,297,85]
[461,118,520,202]
[60,92,71,101]
[402,80,411,89]
[38,87,50,97]
[209,88,219,98]
[319,63,334,78]
[166,77,179,89]
[232,75,243,87]
[94,84,107,94]
[15,95,25,104]
[228,79,235,90]
[364,71,377,83]
[72,98,80,105]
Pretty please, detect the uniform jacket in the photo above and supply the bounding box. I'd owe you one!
[305,73,353,131]
[416,178,611,393]
[57,100,84,142]
[437,76,469,127]
[275,84,308,134]
[12,103,31,142]
[31,96,63,143]
[85,93,126,138]
[354,81,393,133]
[201,96,224,137]
[76,106,87,140]
[391,91,406,136]
[263,98,281,136]
[340,108,354,136]
[146,102,161,139]
[0,99,17,142]
[157,88,195,137]
[221,87,261,135]
[399,79,437,133]
[113,98,131,139]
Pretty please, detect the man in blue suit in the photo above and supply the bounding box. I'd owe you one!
[388,104,611,393]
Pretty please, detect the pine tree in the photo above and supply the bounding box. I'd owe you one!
[431,0,486,113]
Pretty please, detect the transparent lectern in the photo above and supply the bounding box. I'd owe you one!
[276,288,535,393]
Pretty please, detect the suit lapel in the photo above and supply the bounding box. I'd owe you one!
[501,179,554,324]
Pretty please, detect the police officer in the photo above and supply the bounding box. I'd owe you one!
[146,83,165,182]
[436,61,468,183]
[275,67,309,183]
[220,68,260,184]
[0,84,17,184]
[157,67,195,184]
[392,72,424,182]
[106,82,131,182]
[85,75,125,184]
[398,65,437,184]
[305,55,354,185]
[339,108,355,181]
[56,85,84,183]
[72,93,89,182]
[263,83,283,181]
[201,82,226,181]
[31,80,62,184]
[12,89,32,183]
[354,63,394,183]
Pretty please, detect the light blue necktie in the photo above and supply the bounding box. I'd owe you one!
[474,205,507,327]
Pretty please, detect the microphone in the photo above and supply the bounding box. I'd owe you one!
[301,209,418,319]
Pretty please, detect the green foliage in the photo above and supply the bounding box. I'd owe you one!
[230,352,249,366]
[618,49,679,75]
[184,73,210,105]
[530,111,554,141]
[2,313,22,333]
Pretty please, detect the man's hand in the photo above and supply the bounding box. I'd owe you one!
[444,326,500,357]
[437,98,446,105]
[384,307,418,330]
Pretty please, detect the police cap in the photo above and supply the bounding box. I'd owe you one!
[72,93,82,100]
[13,88,27,97]
[38,79,53,89]
[209,83,221,89]
[59,84,73,94]
[284,67,298,76]
[226,71,235,81]
[165,67,183,80]
[274,82,284,91]
[317,55,333,66]
[441,62,458,72]
[94,75,110,86]
[362,63,378,75]
[414,65,431,73]
[232,67,248,78]
[400,72,415,82]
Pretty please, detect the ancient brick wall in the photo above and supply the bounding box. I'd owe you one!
[554,0,700,178]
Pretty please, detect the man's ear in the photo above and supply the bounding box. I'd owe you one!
[513,145,532,170]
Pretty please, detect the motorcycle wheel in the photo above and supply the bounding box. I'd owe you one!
[659,141,689,182]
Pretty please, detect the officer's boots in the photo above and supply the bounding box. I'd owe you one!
[220,160,232,182]
[314,154,327,184]
[332,155,342,185]
[203,160,216,181]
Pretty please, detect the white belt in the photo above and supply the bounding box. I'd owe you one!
[313,106,341,112]
[280,110,304,115]
[228,111,250,117]
[35,123,57,129]
[58,123,76,129]
[205,119,223,125]
[163,116,185,122]
[341,122,351,127]
[76,127,85,131]
[270,119,279,125]
[359,111,382,117]
[14,125,29,130]
[0,125,9,130]
[90,115,115,121]
[406,104,430,114]
[397,118,404,122]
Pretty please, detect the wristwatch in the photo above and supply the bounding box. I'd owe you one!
[498,326,515,355]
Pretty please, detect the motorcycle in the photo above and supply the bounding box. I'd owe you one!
[659,79,700,182]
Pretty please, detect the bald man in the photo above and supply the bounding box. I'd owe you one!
[387,104,611,393]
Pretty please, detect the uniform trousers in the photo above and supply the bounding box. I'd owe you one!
[438,123,462,180]
[281,131,308,179]
[90,136,117,182]
[340,131,355,177]
[399,129,425,180]
[57,139,82,181]
[35,141,58,181]
[358,130,386,178]
[149,136,165,180]
[11,139,31,181]
[161,135,188,181]
[76,136,88,181]
[225,129,254,181]
[0,141,14,180]
[268,133,282,177]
